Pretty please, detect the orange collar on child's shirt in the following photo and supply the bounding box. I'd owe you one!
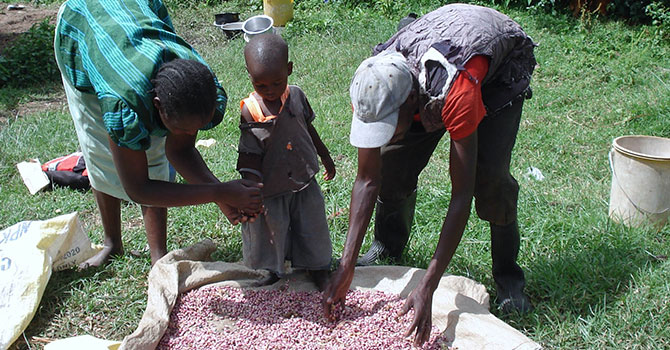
[240,87,291,123]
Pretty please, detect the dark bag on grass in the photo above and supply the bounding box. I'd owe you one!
[41,152,90,190]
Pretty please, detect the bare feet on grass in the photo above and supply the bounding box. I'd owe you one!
[78,245,123,269]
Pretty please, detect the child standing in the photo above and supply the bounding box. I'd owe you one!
[237,34,335,290]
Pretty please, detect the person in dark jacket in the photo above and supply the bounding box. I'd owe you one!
[323,4,536,345]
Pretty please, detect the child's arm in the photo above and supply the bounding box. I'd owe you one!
[235,150,262,221]
[302,95,335,180]
[237,152,263,183]
[235,106,265,220]
[237,107,264,183]
[307,123,336,181]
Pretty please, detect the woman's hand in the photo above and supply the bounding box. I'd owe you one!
[220,179,263,215]
[217,202,259,225]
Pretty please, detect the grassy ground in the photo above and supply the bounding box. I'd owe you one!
[1,0,669,349]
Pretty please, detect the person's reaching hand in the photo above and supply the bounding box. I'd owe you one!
[399,284,434,346]
[322,264,354,321]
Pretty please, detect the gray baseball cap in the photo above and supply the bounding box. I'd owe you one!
[349,52,413,148]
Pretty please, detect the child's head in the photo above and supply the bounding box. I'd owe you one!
[243,33,293,102]
[152,59,218,135]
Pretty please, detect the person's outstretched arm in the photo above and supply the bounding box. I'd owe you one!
[109,133,263,222]
[167,131,264,222]
[400,131,478,345]
[322,146,380,319]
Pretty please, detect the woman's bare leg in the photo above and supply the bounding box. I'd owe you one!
[79,189,123,269]
[141,205,168,265]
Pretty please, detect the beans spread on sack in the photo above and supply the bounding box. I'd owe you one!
[158,286,454,349]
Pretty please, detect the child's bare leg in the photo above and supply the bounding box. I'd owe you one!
[141,205,168,265]
[79,189,123,269]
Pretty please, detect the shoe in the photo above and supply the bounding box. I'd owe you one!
[370,191,417,263]
[496,289,534,314]
[490,220,532,314]
[356,240,387,266]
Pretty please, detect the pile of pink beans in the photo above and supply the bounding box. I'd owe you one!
[158,286,453,350]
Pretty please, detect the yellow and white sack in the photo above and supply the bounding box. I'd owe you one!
[0,212,100,349]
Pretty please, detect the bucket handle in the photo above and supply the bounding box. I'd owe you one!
[609,149,670,216]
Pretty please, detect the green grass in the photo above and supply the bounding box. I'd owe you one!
[2,1,669,349]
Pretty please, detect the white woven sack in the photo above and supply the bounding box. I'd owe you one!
[0,212,99,349]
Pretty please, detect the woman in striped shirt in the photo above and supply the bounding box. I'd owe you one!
[54,0,263,268]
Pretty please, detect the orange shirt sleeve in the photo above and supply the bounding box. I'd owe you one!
[441,55,490,140]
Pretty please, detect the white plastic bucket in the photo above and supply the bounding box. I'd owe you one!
[608,135,670,229]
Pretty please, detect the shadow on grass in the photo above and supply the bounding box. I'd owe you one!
[503,220,667,329]
[388,215,666,342]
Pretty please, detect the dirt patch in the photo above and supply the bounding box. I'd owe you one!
[0,3,64,122]
[0,92,67,123]
[0,3,59,54]
[18,95,66,114]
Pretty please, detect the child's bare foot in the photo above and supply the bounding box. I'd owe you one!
[308,270,330,291]
[78,245,123,270]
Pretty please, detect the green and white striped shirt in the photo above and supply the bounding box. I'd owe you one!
[55,0,227,151]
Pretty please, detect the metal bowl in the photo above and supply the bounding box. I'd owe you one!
[242,15,274,41]
[214,12,240,25]
[214,12,242,39]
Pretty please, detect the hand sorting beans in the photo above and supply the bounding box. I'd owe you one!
[158,286,453,349]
